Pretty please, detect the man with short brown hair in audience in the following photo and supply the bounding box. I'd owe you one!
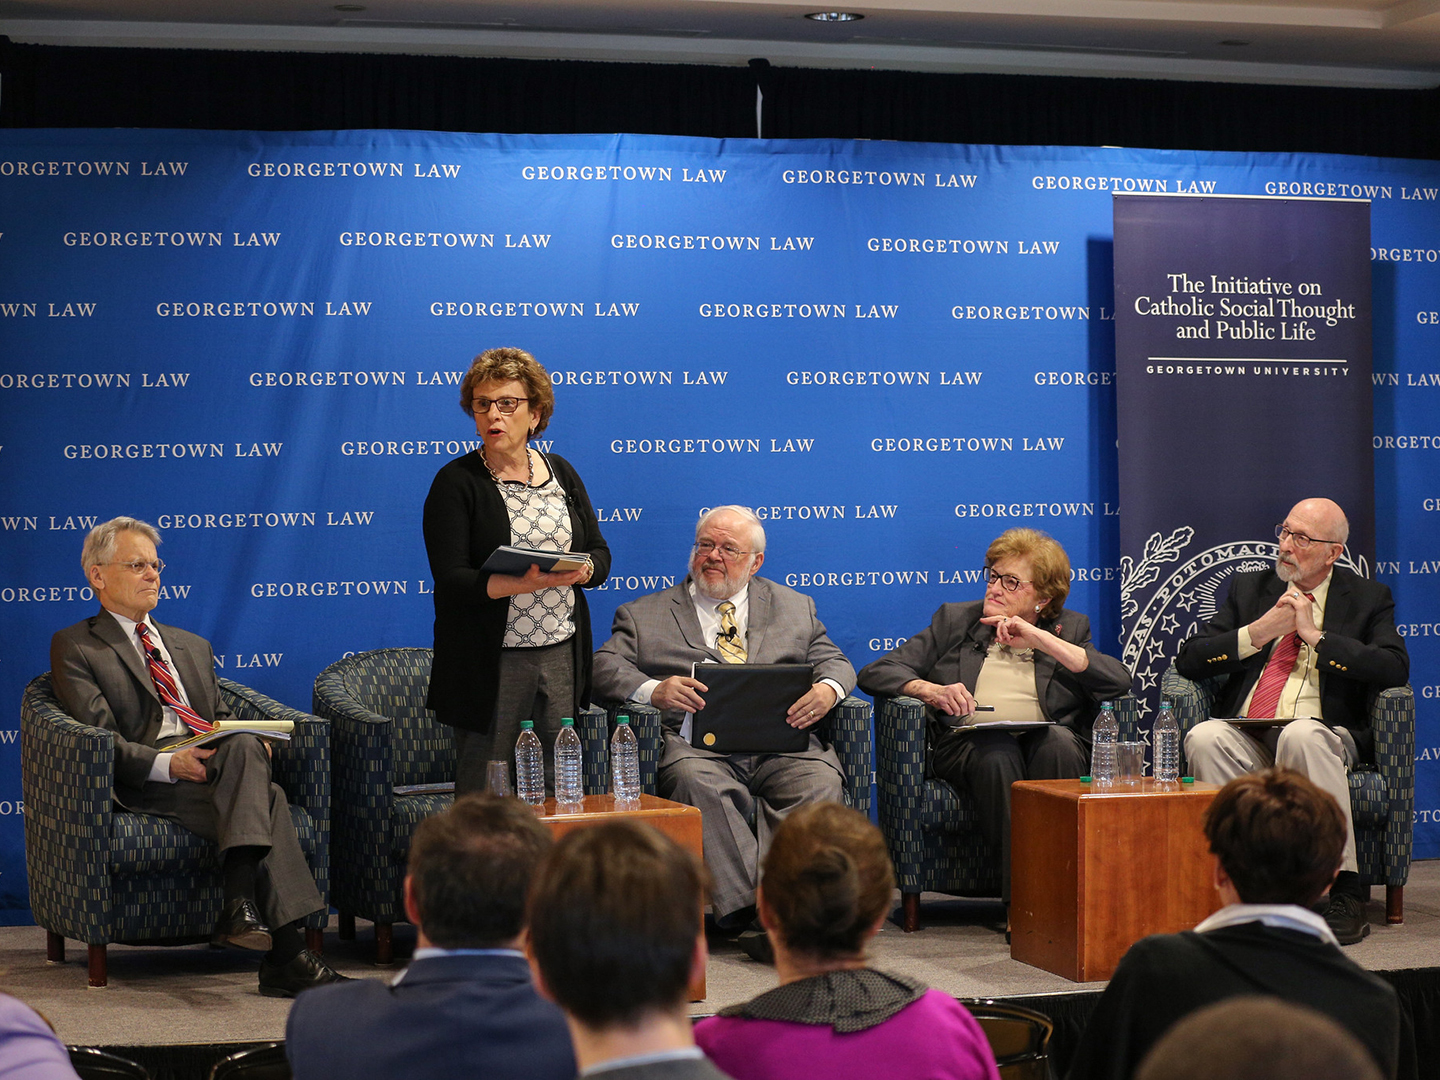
[527,820,732,1080]
[286,794,575,1080]
[1065,768,1401,1080]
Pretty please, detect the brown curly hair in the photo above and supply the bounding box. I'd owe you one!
[985,527,1071,620]
[457,347,557,436]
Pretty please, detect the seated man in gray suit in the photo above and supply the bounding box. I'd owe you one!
[286,794,576,1080]
[593,505,856,931]
[50,516,345,997]
[527,821,731,1080]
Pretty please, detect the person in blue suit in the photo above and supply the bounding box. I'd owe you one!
[285,794,575,1080]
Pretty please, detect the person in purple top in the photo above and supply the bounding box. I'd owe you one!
[694,803,1001,1080]
[0,994,79,1080]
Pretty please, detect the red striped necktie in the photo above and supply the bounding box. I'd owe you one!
[135,622,214,735]
[1246,592,1316,720]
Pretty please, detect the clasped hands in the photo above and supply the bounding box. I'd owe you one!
[1250,588,1320,648]
[650,675,838,729]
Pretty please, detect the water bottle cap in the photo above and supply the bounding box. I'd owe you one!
[616,715,630,725]
[520,720,535,730]
[561,717,575,726]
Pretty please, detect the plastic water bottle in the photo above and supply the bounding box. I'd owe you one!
[1091,700,1119,784]
[610,715,642,803]
[1153,702,1181,783]
[515,721,545,806]
[554,717,584,807]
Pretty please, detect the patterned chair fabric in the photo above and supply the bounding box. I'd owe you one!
[1161,663,1413,918]
[874,693,1140,929]
[19,672,330,982]
[311,647,450,936]
[593,698,874,814]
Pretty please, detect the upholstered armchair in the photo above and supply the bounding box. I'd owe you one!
[589,697,874,814]
[1161,663,1414,922]
[874,693,1141,931]
[20,673,329,987]
[312,647,452,964]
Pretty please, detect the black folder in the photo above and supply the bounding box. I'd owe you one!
[690,663,815,753]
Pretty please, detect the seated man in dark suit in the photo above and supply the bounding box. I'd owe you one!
[286,794,576,1080]
[592,505,855,931]
[1178,498,1409,943]
[50,517,343,997]
[1065,769,1401,1080]
[527,821,732,1080]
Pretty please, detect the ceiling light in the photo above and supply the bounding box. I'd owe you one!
[806,12,864,22]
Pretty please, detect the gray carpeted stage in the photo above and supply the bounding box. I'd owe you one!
[5,859,1438,1052]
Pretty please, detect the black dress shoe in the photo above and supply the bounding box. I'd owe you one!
[258,949,354,998]
[736,930,775,965]
[1323,892,1371,945]
[211,899,272,951]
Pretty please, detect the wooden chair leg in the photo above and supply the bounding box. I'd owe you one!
[338,912,356,940]
[46,931,65,964]
[87,944,108,988]
[375,922,393,965]
[305,927,324,955]
[902,892,921,933]
[1386,884,1404,924]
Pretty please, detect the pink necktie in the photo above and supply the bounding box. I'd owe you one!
[135,622,213,735]
[1246,593,1316,719]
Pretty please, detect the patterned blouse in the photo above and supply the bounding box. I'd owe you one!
[499,459,576,648]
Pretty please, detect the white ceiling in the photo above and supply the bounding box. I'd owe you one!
[4,0,1440,88]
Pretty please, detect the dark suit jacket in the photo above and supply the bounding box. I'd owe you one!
[50,610,232,794]
[857,600,1132,741]
[285,952,576,1080]
[591,575,856,735]
[1065,921,1404,1080]
[423,450,611,734]
[1175,566,1408,759]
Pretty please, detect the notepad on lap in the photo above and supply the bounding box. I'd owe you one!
[690,663,814,754]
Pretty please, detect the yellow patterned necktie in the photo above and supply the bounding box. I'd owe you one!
[716,601,747,663]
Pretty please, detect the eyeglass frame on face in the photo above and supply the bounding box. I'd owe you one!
[693,540,756,562]
[1275,524,1342,550]
[471,396,531,416]
[107,559,165,575]
[982,566,1033,593]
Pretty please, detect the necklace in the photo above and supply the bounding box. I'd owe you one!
[480,446,533,487]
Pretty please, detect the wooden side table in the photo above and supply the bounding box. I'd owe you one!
[1010,778,1222,982]
[537,793,706,999]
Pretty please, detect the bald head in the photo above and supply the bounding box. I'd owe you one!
[1290,499,1349,546]
[1275,498,1348,592]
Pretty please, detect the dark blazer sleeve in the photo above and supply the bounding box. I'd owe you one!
[50,626,161,789]
[591,598,649,702]
[856,604,961,699]
[1317,579,1409,691]
[1175,573,1255,682]
[1060,612,1134,701]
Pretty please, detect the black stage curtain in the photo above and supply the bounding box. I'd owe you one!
[4,39,1440,160]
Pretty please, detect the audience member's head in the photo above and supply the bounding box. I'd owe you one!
[759,802,894,963]
[1135,997,1381,1080]
[527,820,706,1030]
[404,793,553,949]
[1203,768,1345,907]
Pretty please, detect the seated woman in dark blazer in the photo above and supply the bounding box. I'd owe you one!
[857,527,1131,912]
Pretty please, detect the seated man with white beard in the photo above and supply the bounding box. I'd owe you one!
[592,506,855,932]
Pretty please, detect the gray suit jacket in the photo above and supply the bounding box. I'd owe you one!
[50,610,231,793]
[592,576,856,735]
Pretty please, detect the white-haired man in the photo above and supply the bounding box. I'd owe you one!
[50,517,346,995]
[592,506,854,933]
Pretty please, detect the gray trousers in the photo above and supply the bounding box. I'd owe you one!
[1185,718,1358,873]
[455,641,574,798]
[657,729,845,919]
[132,733,323,928]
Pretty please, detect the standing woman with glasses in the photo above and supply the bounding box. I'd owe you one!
[857,528,1130,920]
[424,348,610,796]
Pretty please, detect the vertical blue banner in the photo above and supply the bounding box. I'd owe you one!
[1113,193,1374,716]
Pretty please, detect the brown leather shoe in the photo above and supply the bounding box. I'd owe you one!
[258,949,353,998]
[211,899,272,951]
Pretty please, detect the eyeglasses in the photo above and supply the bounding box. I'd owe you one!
[694,540,756,561]
[109,559,164,574]
[1275,525,1341,549]
[472,396,530,415]
[982,567,1032,593]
